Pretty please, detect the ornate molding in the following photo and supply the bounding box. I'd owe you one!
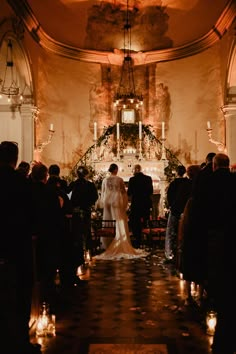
[7,0,236,66]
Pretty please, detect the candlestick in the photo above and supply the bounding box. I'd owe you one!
[50,123,54,131]
[139,121,142,140]
[161,121,165,139]
[117,123,120,140]
[94,122,97,141]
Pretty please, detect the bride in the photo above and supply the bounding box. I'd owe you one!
[94,163,148,260]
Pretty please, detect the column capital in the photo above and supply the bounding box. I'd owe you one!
[221,104,236,117]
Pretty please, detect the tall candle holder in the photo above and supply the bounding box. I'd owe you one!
[138,139,143,160]
[35,127,55,153]
[161,137,167,160]
[93,139,98,161]
[206,127,227,153]
[117,139,121,160]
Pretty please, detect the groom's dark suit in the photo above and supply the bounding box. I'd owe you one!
[127,171,153,247]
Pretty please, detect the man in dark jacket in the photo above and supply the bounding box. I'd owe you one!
[71,166,98,272]
[127,164,153,248]
[0,141,41,354]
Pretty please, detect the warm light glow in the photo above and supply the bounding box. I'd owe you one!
[161,121,165,139]
[117,123,120,140]
[139,121,142,140]
[94,122,97,140]
[206,311,217,336]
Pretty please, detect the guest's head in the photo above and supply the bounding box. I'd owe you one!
[176,165,186,177]
[206,152,216,165]
[108,163,118,174]
[133,164,142,175]
[213,153,230,171]
[0,141,18,168]
[31,163,48,183]
[17,161,30,177]
[77,165,89,178]
[186,164,201,180]
[49,164,60,176]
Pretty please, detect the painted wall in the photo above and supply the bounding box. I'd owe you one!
[27,41,227,176]
[0,3,234,176]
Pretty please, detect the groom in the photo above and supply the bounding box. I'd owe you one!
[127,164,153,248]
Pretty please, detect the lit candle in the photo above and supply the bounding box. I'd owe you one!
[117,123,120,140]
[207,121,211,129]
[161,121,165,139]
[139,121,142,140]
[206,311,217,335]
[94,122,97,141]
[50,123,54,131]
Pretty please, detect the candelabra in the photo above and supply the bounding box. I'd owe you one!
[206,127,226,153]
[138,139,143,160]
[93,139,98,161]
[160,137,167,160]
[35,127,55,153]
[116,139,121,161]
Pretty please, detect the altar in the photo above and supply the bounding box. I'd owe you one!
[93,154,168,218]
[71,124,173,217]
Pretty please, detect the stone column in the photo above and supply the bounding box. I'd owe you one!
[221,104,236,164]
[20,103,35,163]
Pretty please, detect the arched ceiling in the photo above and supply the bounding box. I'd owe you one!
[6,0,236,65]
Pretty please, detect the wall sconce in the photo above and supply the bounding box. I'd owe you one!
[35,124,55,154]
[206,310,217,336]
[206,121,227,153]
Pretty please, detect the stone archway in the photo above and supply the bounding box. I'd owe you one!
[0,24,35,163]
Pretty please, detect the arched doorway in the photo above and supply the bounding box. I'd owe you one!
[0,35,35,163]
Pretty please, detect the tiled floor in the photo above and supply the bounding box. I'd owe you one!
[31,248,214,354]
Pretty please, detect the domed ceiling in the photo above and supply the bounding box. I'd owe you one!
[6,0,236,64]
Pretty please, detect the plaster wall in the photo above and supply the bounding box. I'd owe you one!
[30,43,225,176]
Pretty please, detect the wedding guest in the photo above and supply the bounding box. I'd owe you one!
[127,164,153,248]
[205,153,236,354]
[16,160,30,178]
[48,163,68,193]
[165,165,192,262]
[70,166,98,278]
[0,141,41,354]
[31,163,62,307]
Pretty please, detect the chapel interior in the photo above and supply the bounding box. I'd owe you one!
[0,0,236,353]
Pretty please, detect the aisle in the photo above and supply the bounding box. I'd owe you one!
[31,250,213,354]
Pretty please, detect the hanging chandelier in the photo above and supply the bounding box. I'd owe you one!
[113,0,143,120]
[0,39,20,101]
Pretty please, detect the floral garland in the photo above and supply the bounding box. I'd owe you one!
[69,123,182,186]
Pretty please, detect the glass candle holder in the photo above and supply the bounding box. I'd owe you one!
[206,310,217,335]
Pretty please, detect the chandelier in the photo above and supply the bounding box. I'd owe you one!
[113,0,143,118]
[0,39,20,102]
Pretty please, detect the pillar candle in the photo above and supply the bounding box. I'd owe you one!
[50,123,54,131]
[161,121,165,139]
[117,123,120,140]
[139,121,142,140]
[94,122,97,140]
[207,121,211,129]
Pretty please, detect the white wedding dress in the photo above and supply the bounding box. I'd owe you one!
[94,174,148,260]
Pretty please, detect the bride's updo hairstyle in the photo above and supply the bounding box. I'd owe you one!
[108,163,118,173]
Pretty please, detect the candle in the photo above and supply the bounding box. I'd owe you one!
[117,123,120,140]
[50,123,54,131]
[94,122,97,140]
[206,311,217,335]
[139,121,142,140]
[207,121,211,129]
[161,121,165,139]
